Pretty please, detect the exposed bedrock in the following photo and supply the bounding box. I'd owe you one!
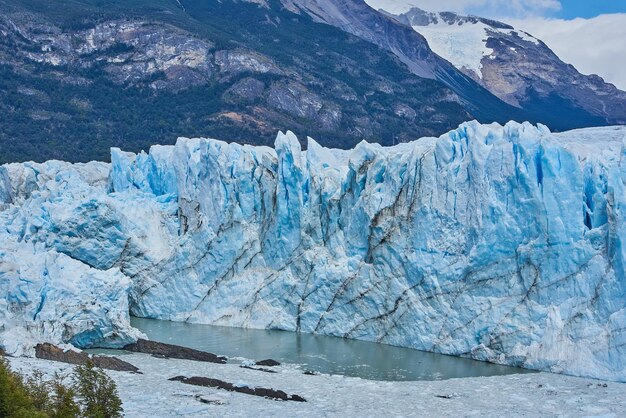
[35,343,140,372]
[122,339,227,363]
[1,121,625,381]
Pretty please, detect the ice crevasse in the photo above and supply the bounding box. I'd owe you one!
[1,121,625,381]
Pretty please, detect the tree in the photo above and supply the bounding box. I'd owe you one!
[73,361,123,418]
[48,374,80,418]
[0,356,46,418]
[0,354,120,418]
[25,370,51,412]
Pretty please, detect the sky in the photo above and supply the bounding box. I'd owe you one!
[365,0,626,90]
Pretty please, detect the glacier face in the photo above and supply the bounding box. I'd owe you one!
[1,121,625,381]
[0,161,144,356]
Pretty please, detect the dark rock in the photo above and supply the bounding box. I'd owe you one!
[35,343,90,365]
[303,370,317,375]
[195,395,225,405]
[240,365,278,373]
[222,77,265,104]
[91,355,140,373]
[393,103,417,119]
[267,81,323,120]
[266,81,343,131]
[152,66,209,91]
[196,397,212,404]
[123,339,227,364]
[255,359,281,367]
[169,375,306,402]
[35,343,139,372]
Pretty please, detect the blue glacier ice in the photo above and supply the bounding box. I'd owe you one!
[1,121,625,381]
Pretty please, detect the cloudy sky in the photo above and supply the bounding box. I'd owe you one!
[366,0,626,90]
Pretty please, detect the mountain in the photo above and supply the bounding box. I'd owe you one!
[276,0,529,125]
[383,7,626,128]
[0,0,480,164]
[0,0,624,165]
[2,121,626,381]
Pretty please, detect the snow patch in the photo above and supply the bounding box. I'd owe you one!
[410,17,542,79]
[414,21,493,78]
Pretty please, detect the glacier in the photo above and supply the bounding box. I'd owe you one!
[1,121,625,381]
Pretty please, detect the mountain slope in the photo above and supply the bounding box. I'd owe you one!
[277,0,530,126]
[0,0,622,164]
[0,0,476,163]
[384,7,626,127]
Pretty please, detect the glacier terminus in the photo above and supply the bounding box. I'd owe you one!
[1,121,625,382]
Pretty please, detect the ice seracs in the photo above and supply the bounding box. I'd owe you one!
[1,121,625,382]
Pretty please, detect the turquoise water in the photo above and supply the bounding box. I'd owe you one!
[129,317,533,381]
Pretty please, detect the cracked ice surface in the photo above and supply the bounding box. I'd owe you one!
[8,354,626,417]
[1,121,626,381]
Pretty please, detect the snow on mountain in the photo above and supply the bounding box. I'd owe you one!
[1,122,626,381]
[509,14,626,92]
[399,12,538,81]
[384,7,626,125]
[275,0,626,129]
[382,8,541,87]
[414,21,493,79]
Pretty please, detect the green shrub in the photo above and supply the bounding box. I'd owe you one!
[25,370,51,411]
[24,370,80,418]
[0,356,46,418]
[0,355,116,418]
[48,374,80,418]
[73,361,123,418]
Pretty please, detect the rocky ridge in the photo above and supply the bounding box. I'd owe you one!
[0,0,471,163]
[385,7,626,126]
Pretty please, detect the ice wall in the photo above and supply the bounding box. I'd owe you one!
[1,121,625,381]
[0,161,143,355]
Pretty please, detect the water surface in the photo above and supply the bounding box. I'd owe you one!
[128,317,533,381]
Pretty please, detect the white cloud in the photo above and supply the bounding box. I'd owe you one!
[508,14,626,90]
[365,0,561,18]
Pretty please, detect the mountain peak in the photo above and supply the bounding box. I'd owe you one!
[382,5,626,124]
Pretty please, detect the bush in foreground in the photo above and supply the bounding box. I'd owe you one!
[73,362,123,418]
[0,356,122,418]
[0,356,45,417]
